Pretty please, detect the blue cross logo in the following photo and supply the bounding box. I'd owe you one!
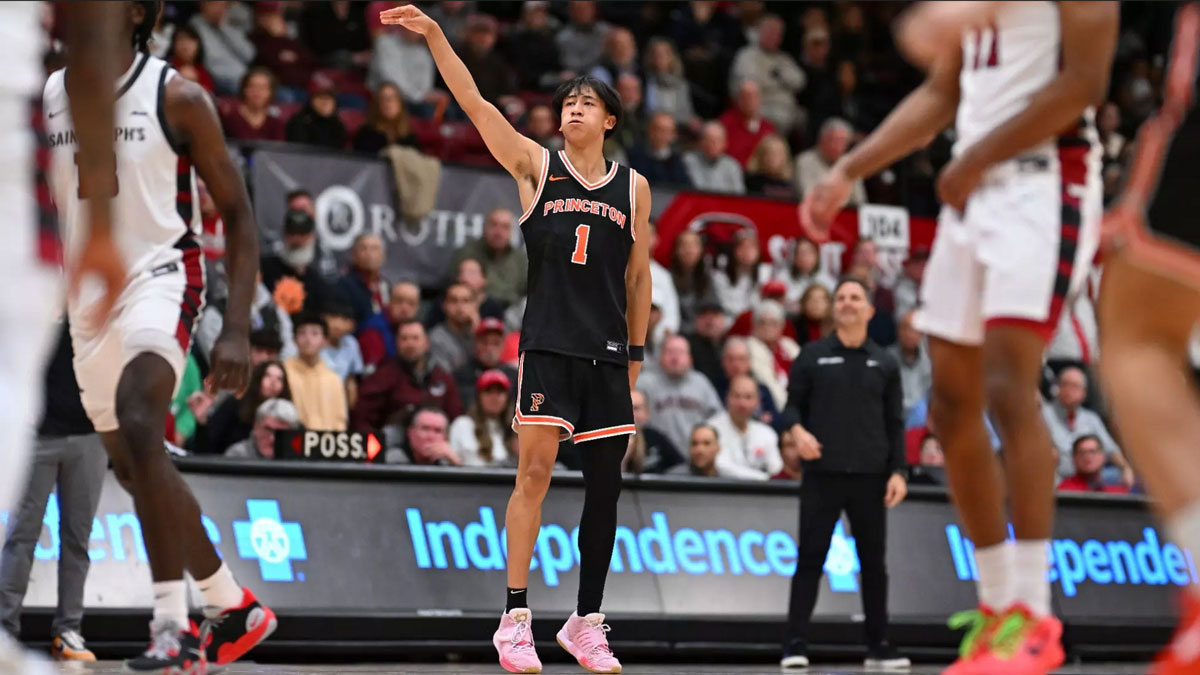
[233,500,307,582]
[824,520,861,592]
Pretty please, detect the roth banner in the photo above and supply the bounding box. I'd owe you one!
[653,192,937,290]
[0,465,1180,627]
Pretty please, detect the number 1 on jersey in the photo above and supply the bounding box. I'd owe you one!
[571,224,590,265]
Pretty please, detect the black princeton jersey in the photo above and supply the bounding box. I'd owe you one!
[518,148,639,365]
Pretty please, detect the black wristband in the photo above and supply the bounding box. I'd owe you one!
[628,345,645,362]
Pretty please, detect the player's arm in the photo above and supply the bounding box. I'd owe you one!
[62,1,126,319]
[625,175,652,389]
[802,49,961,236]
[895,2,1000,69]
[938,1,1118,209]
[164,77,257,395]
[380,5,542,183]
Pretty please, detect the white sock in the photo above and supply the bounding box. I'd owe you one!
[973,541,1013,610]
[195,562,243,618]
[152,580,189,627]
[1010,539,1052,616]
[1168,501,1200,595]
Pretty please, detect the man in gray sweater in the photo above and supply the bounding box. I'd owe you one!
[639,335,724,452]
[683,122,746,194]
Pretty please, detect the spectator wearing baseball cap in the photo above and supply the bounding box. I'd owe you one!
[453,318,517,409]
[448,369,516,468]
[260,208,338,313]
[686,299,729,387]
[224,399,302,460]
[285,71,348,150]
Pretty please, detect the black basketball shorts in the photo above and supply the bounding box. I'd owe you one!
[513,350,634,443]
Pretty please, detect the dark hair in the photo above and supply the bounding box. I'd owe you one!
[719,230,761,287]
[286,189,313,204]
[789,237,823,279]
[690,423,719,443]
[238,66,277,105]
[834,275,872,303]
[322,301,355,321]
[1072,434,1103,454]
[396,318,426,335]
[249,327,284,353]
[552,75,622,139]
[669,231,712,297]
[238,360,292,425]
[292,312,328,337]
[367,81,411,142]
[167,24,204,66]
[133,1,163,53]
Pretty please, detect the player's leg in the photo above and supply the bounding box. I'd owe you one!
[1098,253,1200,672]
[558,361,633,674]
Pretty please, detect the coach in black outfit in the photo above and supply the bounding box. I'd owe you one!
[780,276,910,671]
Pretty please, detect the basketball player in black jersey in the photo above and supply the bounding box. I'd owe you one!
[1097,5,1200,672]
[381,6,651,673]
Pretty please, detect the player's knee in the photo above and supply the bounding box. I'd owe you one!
[515,458,554,498]
[928,379,983,437]
[983,370,1037,425]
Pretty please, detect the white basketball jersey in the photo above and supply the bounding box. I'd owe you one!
[955,2,1092,156]
[0,1,45,99]
[43,53,199,283]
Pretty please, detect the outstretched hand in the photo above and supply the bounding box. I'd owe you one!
[68,219,126,326]
[379,4,437,35]
[799,164,853,242]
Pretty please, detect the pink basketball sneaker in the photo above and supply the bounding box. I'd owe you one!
[493,609,542,674]
[557,612,622,674]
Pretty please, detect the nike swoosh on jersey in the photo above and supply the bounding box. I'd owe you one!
[48,109,65,118]
[548,175,568,181]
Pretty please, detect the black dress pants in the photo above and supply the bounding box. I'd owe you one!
[784,472,890,650]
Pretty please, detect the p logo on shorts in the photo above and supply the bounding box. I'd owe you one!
[530,393,545,412]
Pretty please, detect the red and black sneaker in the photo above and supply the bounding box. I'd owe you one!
[123,619,206,674]
[199,587,278,666]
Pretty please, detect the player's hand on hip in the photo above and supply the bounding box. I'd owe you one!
[69,225,126,326]
[801,165,852,242]
[884,473,908,508]
[206,332,251,397]
[379,4,436,35]
[936,151,986,212]
[792,425,822,460]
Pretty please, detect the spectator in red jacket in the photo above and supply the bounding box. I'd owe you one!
[1057,435,1131,494]
[719,80,777,166]
[351,320,462,434]
[249,1,318,101]
[221,67,286,142]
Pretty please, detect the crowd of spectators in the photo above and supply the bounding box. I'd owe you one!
[133,0,1172,494]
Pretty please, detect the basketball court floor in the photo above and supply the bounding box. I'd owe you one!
[84,662,1152,674]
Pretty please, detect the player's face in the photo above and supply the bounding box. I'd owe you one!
[260,364,286,399]
[559,88,615,143]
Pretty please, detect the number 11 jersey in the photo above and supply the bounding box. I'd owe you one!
[518,148,638,366]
